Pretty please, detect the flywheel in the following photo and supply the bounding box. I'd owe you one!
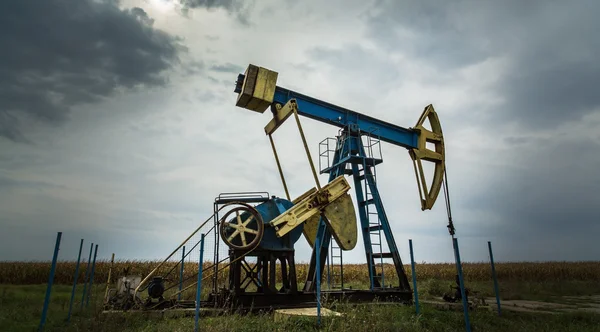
[219,205,264,251]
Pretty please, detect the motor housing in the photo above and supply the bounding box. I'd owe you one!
[147,276,165,299]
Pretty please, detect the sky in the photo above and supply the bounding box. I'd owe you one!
[1,0,599,265]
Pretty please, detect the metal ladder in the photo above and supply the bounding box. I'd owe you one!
[328,242,344,289]
[319,128,411,292]
[320,133,346,290]
[361,161,386,288]
[360,131,389,289]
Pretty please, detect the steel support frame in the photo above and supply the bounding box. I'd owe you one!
[302,146,345,292]
[228,249,298,296]
[304,127,412,293]
[211,192,270,296]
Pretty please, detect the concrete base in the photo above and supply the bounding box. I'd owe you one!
[101,307,223,318]
[273,307,343,322]
[421,299,490,312]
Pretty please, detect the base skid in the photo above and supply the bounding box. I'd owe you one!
[207,288,412,312]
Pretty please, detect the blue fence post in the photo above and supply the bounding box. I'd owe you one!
[38,231,62,332]
[179,245,186,301]
[195,234,205,332]
[85,244,99,308]
[315,237,321,326]
[488,241,502,316]
[80,243,94,310]
[453,237,471,332]
[409,239,420,315]
[67,239,84,322]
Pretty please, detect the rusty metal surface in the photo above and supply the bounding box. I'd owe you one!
[409,104,445,210]
[323,193,357,250]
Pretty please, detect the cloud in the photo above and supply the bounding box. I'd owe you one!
[364,0,600,130]
[0,0,184,142]
[210,63,244,74]
[0,112,29,144]
[177,0,252,25]
[179,0,240,11]
[0,173,67,191]
[1,0,599,265]
[303,0,600,261]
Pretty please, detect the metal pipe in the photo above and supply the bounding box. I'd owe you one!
[326,249,331,290]
[292,106,321,190]
[409,239,420,315]
[170,203,264,298]
[103,253,115,305]
[38,231,62,332]
[488,241,502,316]
[179,246,186,301]
[195,234,205,332]
[80,242,94,311]
[315,236,321,326]
[453,238,471,332]
[134,209,218,299]
[67,238,83,322]
[268,134,291,200]
[85,244,99,308]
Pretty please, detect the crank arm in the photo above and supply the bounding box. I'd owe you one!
[270,175,351,237]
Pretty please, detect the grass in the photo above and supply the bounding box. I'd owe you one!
[2,261,600,331]
[3,279,600,332]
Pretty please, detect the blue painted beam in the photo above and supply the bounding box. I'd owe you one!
[272,87,419,149]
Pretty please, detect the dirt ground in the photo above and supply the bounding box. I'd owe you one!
[424,295,600,314]
[488,295,600,314]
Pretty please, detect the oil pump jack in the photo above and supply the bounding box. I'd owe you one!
[110,64,445,312]
[220,64,446,307]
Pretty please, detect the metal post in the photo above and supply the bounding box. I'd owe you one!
[268,134,291,200]
[409,239,420,315]
[292,107,321,189]
[195,234,205,332]
[67,239,84,323]
[85,244,99,308]
[326,251,331,290]
[488,241,501,316]
[38,231,62,332]
[179,245,186,301]
[80,243,94,310]
[104,253,115,305]
[316,237,321,326]
[453,238,471,332]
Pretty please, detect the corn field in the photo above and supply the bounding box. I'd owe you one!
[0,260,598,285]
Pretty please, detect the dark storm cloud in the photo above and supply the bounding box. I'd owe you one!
[210,63,244,74]
[178,0,251,25]
[183,60,206,76]
[0,0,184,142]
[0,174,66,190]
[179,0,240,10]
[465,134,600,215]
[304,0,600,260]
[0,112,29,144]
[365,0,600,129]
